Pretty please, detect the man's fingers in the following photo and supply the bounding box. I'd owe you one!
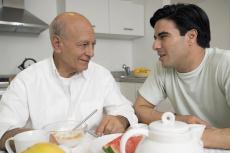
[103,122,114,135]
[198,119,212,128]
[96,115,128,135]
[96,118,109,136]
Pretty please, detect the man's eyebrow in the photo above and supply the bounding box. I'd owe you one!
[158,31,170,36]
[76,40,96,44]
[154,31,170,39]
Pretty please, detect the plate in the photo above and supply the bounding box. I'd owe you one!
[89,133,122,153]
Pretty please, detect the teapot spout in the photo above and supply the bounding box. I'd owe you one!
[189,124,206,140]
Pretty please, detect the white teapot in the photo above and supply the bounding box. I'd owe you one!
[120,112,205,153]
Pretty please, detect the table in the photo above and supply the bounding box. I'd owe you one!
[71,133,230,153]
[1,133,230,153]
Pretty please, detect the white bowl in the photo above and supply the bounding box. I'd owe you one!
[43,120,87,147]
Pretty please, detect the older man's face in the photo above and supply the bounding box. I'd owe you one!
[56,17,96,75]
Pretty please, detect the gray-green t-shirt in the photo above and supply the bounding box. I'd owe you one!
[139,48,230,128]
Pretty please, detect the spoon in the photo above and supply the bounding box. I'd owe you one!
[72,109,98,131]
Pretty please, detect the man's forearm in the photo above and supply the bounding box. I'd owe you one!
[202,128,230,149]
[135,105,163,124]
[0,128,31,151]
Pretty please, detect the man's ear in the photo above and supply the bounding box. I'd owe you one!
[51,35,62,53]
[186,29,198,45]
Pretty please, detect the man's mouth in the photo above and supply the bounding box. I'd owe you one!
[80,59,90,63]
[158,54,166,61]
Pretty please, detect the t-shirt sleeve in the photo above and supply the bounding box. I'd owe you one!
[139,62,166,105]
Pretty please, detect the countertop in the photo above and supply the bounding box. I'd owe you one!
[0,72,146,84]
[111,71,147,83]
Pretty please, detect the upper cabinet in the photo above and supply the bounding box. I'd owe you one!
[63,0,144,39]
[109,0,144,37]
[65,0,109,34]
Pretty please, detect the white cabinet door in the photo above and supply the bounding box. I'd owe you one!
[135,83,142,98]
[64,0,144,39]
[118,82,143,104]
[118,82,136,103]
[109,0,144,36]
[65,0,109,34]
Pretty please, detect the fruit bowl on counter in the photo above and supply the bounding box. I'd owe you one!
[133,67,151,78]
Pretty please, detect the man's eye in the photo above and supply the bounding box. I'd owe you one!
[78,43,88,47]
[160,35,167,39]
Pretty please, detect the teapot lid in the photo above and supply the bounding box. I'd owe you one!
[149,112,189,134]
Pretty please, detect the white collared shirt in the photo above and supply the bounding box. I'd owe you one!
[0,58,137,138]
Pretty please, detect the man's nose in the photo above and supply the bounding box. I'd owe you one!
[85,45,94,57]
[153,39,161,50]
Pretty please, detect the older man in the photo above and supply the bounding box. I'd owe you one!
[0,12,137,150]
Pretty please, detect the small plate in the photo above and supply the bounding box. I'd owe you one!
[89,133,122,153]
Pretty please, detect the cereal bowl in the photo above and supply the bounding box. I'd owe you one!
[42,120,87,147]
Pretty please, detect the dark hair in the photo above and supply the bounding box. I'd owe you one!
[150,3,210,48]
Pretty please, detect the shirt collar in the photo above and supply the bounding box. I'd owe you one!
[50,57,91,80]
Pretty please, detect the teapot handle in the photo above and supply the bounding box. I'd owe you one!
[120,128,148,153]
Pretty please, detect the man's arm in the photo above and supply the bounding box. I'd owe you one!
[0,128,31,151]
[134,95,163,124]
[202,128,230,149]
[134,95,230,149]
[134,95,212,125]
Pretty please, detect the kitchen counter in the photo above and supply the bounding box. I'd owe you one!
[111,71,147,83]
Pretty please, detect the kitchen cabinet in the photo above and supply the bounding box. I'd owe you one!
[109,0,144,37]
[63,0,144,39]
[65,0,109,34]
[118,82,142,103]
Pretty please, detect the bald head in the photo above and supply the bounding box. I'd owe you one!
[49,12,93,39]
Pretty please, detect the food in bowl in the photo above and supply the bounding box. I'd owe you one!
[51,128,85,146]
[133,67,150,78]
[43,120,86,147]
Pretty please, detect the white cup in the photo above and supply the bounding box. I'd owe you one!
[5,130,49,153]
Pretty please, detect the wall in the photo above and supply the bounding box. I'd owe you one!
[198,0,230,49]
[0,0,229,75]
[133,0,230,69]
[0,0,133,75]
[0,0,56,74]
[93,39,133,71]
[132,0,162,69]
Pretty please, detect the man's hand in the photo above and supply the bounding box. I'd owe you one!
[96,115,129,136]
[176,115,212,128]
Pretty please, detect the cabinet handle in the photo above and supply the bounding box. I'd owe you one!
[123,28,134,31]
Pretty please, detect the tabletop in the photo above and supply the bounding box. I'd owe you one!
[1,133,230,153]
[72,133,230,153]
